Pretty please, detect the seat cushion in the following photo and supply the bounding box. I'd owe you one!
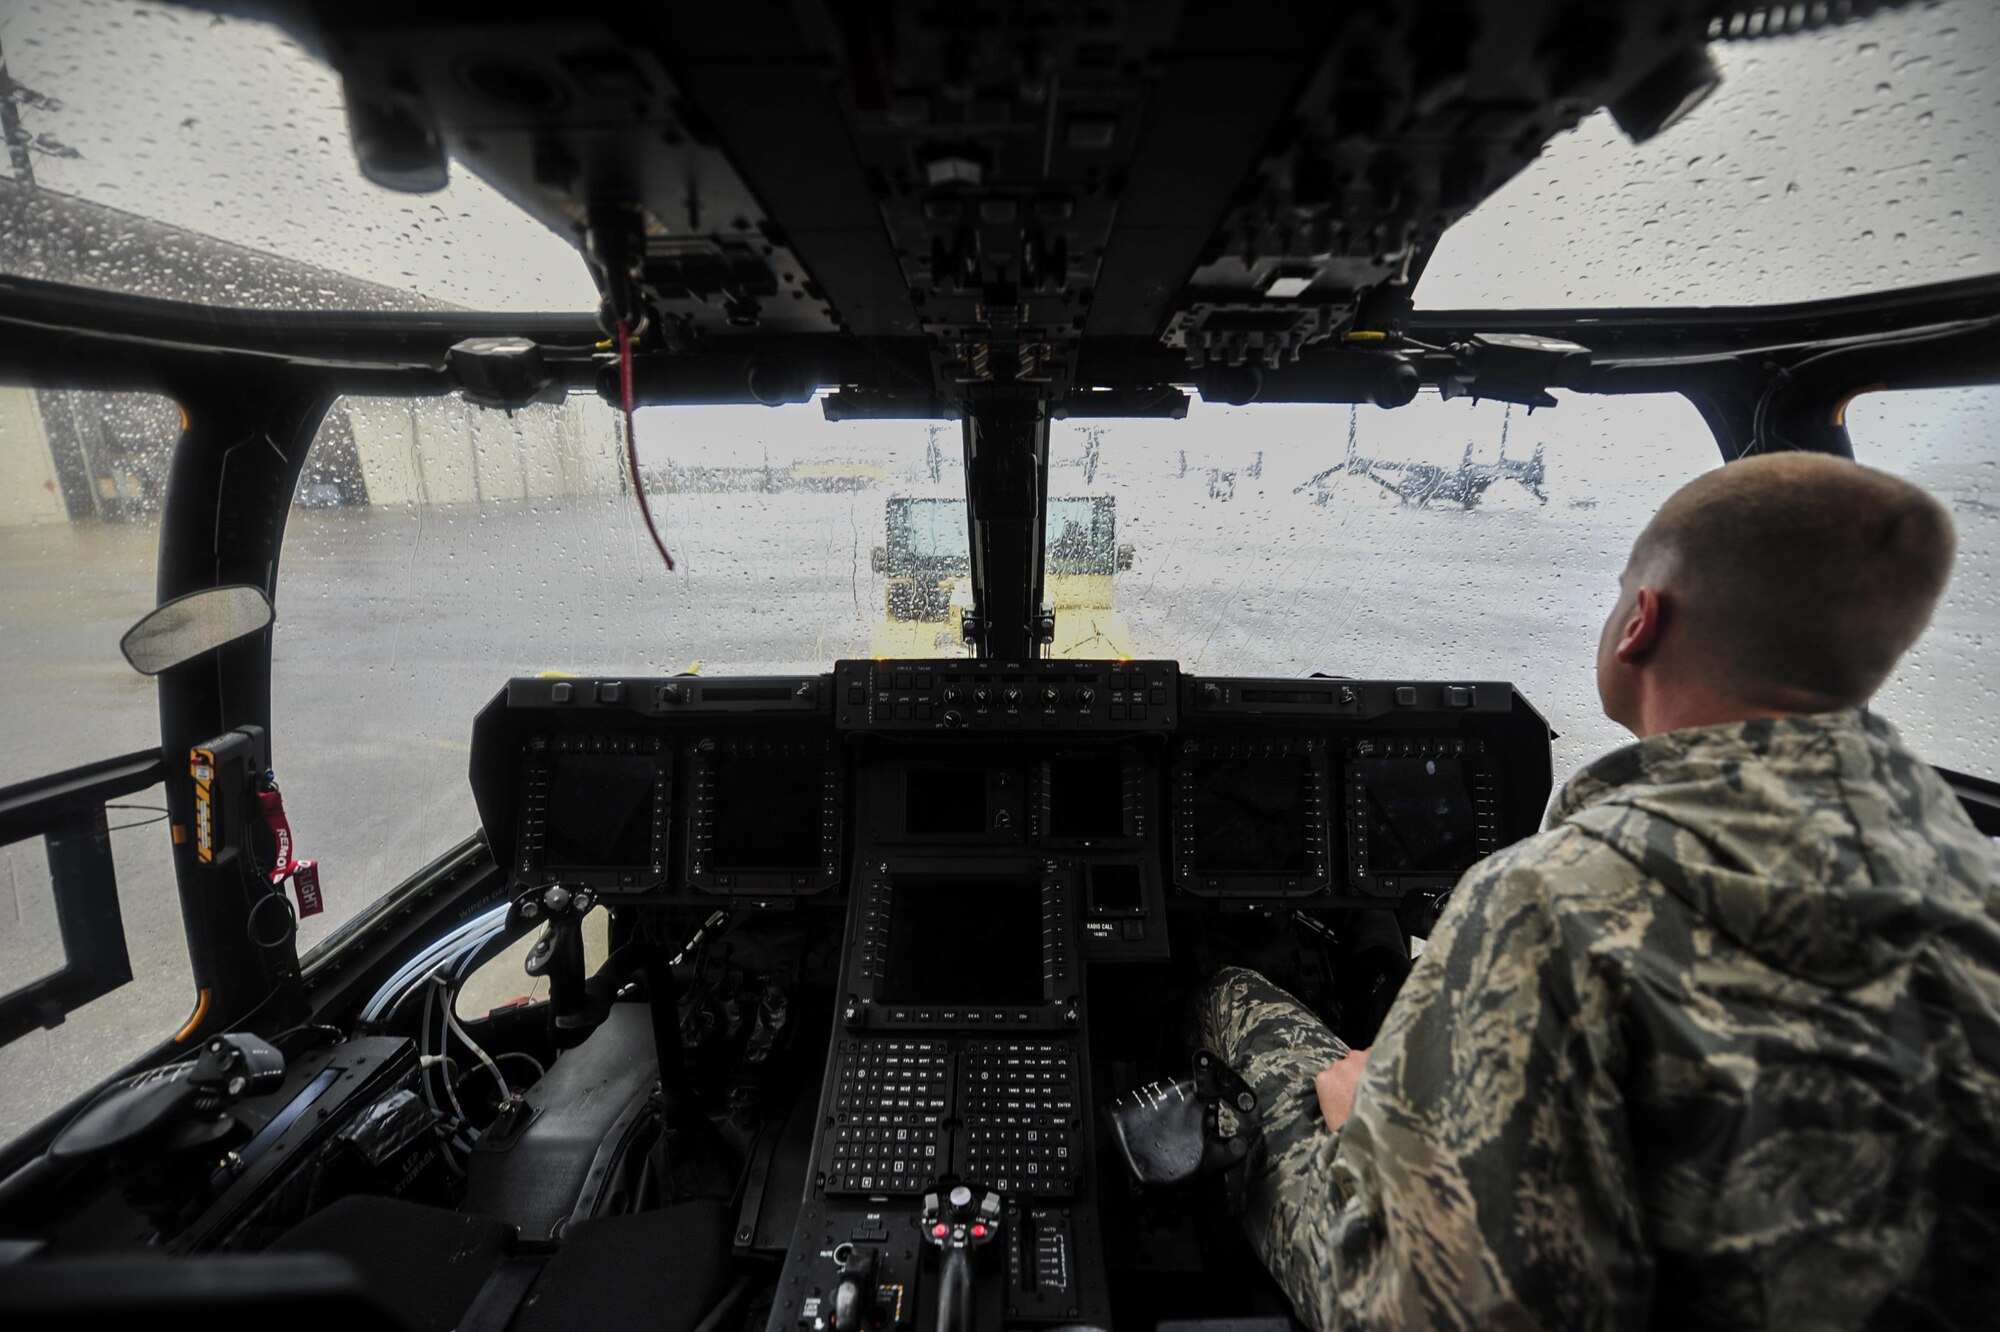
[0,1253,406,1330]
[514,1200,734,1332]
[269,1194,512,1332]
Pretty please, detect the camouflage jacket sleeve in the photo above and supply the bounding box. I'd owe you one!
[1322,832,1651,1332]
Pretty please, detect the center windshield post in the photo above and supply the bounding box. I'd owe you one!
[960,391,1051,659]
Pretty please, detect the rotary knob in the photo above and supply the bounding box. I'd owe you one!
[942,686,962,703]
[973,686,993,705]
[1003,685,1022,705]
[1076,686,1096,706]
[941,709,966,729]
[1042,686,1061,705]
[1199,682,1224,706]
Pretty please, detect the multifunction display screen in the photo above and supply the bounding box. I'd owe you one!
[710,752,824,871]
[880,878,1044,1007]
[1189,753,1311,873]
[543,753,659,870]
[906,767,989,835]
[1353,757,1479,874]
[1087,863,1144,913]
[1047,754,1126,839]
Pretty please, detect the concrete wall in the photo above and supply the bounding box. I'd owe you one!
[0,386,68,527]
[345,396,626,507]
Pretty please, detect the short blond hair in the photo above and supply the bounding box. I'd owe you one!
[1630,452,1955,707]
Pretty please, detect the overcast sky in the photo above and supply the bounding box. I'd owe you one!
[1,0,1995,310]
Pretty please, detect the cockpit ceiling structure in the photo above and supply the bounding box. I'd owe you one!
[250,0,1924,415]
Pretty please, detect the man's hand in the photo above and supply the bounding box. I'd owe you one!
[1314,1047,1371,1133]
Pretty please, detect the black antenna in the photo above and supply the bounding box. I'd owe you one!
[0,38,36,187]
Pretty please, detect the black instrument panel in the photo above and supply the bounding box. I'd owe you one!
[463,660,1554,1332]
[470,662,1551,910]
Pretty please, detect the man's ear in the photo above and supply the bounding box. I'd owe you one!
[1614,586,1664,665]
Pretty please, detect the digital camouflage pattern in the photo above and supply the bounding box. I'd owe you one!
[1198,709,2000,1330]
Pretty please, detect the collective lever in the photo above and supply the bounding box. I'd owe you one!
[921,1183,1001,1332]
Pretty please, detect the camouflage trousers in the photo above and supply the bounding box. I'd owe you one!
[1194,965,1352,1328]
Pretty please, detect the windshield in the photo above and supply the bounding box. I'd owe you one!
[270,386,2000,950]
[0,0,591,310]
[1420,0,2000,307]
[4,1,1994,312]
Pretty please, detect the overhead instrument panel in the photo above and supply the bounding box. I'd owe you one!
[292,0,1750,413]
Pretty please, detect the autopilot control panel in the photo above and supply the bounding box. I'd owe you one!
[466,659,1553,1331]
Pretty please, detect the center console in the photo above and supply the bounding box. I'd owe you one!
[464,659,1555,1332]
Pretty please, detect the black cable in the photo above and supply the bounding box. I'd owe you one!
[103,803,170,833]
[269,1023,344,1056]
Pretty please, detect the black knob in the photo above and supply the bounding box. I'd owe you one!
[973,686,993,705]
[1199,682,1224,706]
[1042,686,1060,705]
[942,686,962,703]
[1003,685,1022,704]
[1076,687,1096,705]
[942,709,966,729]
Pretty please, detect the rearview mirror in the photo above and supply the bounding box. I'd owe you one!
[119,585,274,676]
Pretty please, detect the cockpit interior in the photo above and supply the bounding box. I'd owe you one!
[1,2,1996,1330]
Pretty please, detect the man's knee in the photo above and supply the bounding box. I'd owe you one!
[1195,966,1345,1073]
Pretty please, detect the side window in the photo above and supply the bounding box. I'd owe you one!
[1847,386,2000,778]
[0,387,194,1144]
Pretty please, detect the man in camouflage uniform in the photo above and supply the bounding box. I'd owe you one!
[1198,452,2000,1329]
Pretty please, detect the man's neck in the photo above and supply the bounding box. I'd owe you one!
[1629,681,1837,740]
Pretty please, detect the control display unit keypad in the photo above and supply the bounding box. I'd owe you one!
[822,1037,1081,1198]
[961,1040,1078,1196]
[825,1039,950,1195]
